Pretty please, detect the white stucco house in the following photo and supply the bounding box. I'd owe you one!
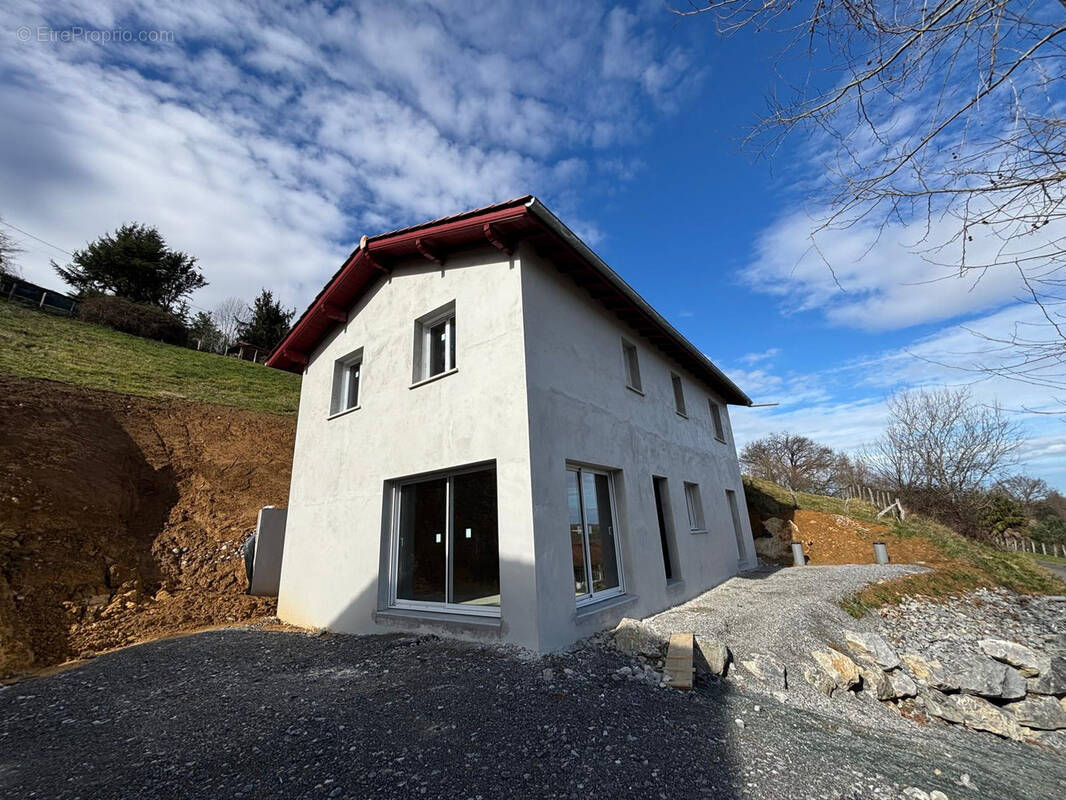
[267,196,757,652]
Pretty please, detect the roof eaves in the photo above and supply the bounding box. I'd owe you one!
[524,197,752,406]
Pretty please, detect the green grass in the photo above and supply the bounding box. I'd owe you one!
[1029,552,1066,565]
[743,476,1065,616]
[0,300,301,414]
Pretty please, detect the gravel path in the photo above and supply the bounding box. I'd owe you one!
[2,620,1063,799]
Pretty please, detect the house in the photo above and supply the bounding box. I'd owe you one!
[267,196,757,652]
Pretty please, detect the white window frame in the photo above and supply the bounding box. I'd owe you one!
[568,464,626,608]
[671,373,687,417]
[621,338,642,393]
[709,399,726,442]
[413,302,456,384]
[329,348,363,417]
[386,462,500,619]
[684,482,706,532]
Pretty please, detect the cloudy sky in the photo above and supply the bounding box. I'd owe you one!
[2,0,1063,487]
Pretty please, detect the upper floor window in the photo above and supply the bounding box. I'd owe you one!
[413,302,456,383]
[684,482,706,532]
[621,338,642,392]
[330,348,363,416]
[709,399,726,441]
[671,373,687,417]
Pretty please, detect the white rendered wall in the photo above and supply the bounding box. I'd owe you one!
[276,248,542,649]
[518,243,757,651]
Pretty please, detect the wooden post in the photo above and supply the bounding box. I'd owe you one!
[39,291,47,308]
[1042,542,1047,556]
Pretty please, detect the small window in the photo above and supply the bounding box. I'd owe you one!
[330,349,363,416]
[671,373,687,417]
[684,482,705,532]
[709,400,725,441]
[413,302,456,383]
[622,339,642,392]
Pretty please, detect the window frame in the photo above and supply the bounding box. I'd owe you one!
[709,399,726,442]
[621,338,643,394]
[684,481,706,533]
[412,302,457,385]
[567,464,626,608]
[329,348,364,417]
[671,373,687,417]
[386,461,500,618]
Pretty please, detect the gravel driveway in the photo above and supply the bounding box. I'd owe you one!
[2,619,1063,799]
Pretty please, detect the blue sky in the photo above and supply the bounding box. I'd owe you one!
[2,0,1063,488]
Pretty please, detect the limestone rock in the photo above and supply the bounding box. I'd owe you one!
[1003,695,1066,730]
[957,658,1026,700]
[902,654,958,692]
[888,670,918,700]
[844,631,900,670]
[923,689,965,724]
[740,653,787,688]
[811,649,861,691]
[612,618,665,658]
[858,664,895,701]
[978,638,1048,678]
[1026,656,1066,696]
[952,694,1026,740]
[695,636,730,677]
[803,665,837,696]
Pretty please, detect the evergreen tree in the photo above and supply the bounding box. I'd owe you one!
[236,289,294,351]
[188,311,224,352]
[53,223,206,311]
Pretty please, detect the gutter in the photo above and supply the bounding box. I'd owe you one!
[523,198,753,407]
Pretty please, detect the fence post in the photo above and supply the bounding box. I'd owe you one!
[39,291,47,308]
[1042,542,1047,556]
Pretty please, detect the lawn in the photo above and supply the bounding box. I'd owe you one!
[743,476,1065,616]
[0,300,302,414]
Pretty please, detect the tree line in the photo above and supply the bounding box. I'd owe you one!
[741,387,1066,545]
[1,219,295,356]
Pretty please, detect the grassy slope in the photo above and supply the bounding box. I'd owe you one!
[744,476,1064,616]
[0,300,301,414]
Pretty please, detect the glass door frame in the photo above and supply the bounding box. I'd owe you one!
[387,461,501,618]
[567,464,626,608]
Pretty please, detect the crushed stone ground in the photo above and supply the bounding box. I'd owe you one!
[2,625,1062,800]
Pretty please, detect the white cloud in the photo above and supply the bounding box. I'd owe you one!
[0,0,695,311]
[728,304,1066,490]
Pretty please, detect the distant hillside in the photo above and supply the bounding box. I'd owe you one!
[743,476,1064,616]
[0,300,301,414]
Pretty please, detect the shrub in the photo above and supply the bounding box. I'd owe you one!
[78,295,187,345]
[1032,515,1066,545]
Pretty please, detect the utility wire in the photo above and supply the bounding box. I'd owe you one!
[0,218,215,315]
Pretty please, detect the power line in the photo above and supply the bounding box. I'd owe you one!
[0,219,73,256]
[0,217,217,315]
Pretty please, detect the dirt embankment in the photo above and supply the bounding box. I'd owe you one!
[0,377,296,678]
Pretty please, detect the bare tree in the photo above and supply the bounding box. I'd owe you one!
[868,387,1022,532]
[998,474,1051,515]
[672,1,1066,405]
[741,432,838,499]
[0,219,24,279]
[212,296,245,353]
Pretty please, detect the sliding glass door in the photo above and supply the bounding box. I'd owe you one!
[393,465,500,615]
[567,466,623,605]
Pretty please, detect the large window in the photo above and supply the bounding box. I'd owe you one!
[567,466,624,605]
[330,348,363,416]
[684,482,706,532]
[391,465,499,615]
[413,302,456,383]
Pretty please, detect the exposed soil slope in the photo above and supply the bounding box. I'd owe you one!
[0,377,295,678]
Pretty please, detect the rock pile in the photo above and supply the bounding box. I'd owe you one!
[800,628,1066,743]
